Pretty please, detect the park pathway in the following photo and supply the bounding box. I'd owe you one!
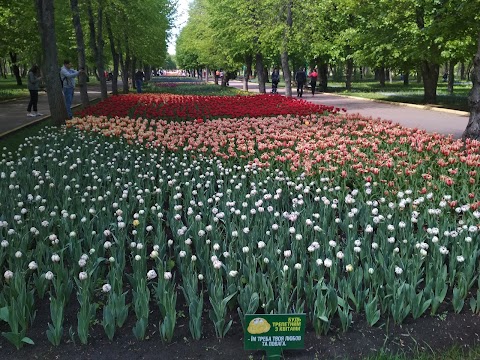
[0,79,471,140]
[0,85,106,138]
[227,80,470,139]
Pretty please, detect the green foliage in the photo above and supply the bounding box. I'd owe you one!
[0,77,29,101]
[0,0,41,64]
[146,82,244,96]
[327,80,470,111]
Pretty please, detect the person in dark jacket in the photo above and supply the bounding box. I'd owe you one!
[27,65,43,117]
[134,69,145,93]
[295,68,306,97]
[271,68,280,94]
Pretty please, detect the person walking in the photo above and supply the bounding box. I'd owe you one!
[271,68,280,94]
[60,59,83,119]
[27,65,43,117]
[309,68,318,96]
[134,69,145,93]
[295,67,307,97]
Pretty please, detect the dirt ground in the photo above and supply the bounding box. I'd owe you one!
[0,294,479,360]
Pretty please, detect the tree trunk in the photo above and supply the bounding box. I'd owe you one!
[87,0,107,99]
[119,52,129,94]
[416,68,422,83]
[35,0,68,125]
[378,67,386,87]
[460,62,466,80]
[243,54,252,91]
[131,57,136,90]
[403,71,410,86]
[421,60,439,103]
[1,58,7,78]
[123,58,131,94]
[256,53,266,93]
[205,67,209,83]
[447,61,455,95]
[9,52,22,86]
[280,0,292,97]
[144,65,151,81]
[318,62,328,92]
[345,58,353,91]
[281,51,291,97]
[462,31,480,141]
[70,0,89,107]
[120,30,131,94]
[106,15,119,95]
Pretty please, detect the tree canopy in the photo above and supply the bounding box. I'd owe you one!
[176,0,480,138]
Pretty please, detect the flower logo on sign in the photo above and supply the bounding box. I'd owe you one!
[247,318,271,334]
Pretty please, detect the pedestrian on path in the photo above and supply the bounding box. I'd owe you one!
[60,59,83,119]
[271,68,280,94]
[295,67,307,97]
[134,69,145,93]
[309,68,318,96]
[27,65,43,117]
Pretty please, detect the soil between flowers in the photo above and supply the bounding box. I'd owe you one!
[0,294,478,360]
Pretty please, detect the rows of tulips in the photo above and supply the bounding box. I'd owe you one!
[75,93,340,121]
[0,92,479,350]
[67,113,480,206]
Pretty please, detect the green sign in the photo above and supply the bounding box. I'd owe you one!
[244,314,306,359]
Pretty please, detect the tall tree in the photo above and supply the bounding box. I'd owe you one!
[87,0,108,99]
[462,31,480,140]
[35,0,68,125]
[105,14,119,95]
[0,0,40,84]
[70,0,90,106]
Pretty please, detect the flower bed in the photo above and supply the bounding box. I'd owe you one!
[0,92,479,351]
[67,113,480,199]
[75,93,340,120]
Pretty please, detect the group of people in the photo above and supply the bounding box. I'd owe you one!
[270,67,318,97]
[27,59,85,119]
[294,67,318,97]
[27,61,147,119]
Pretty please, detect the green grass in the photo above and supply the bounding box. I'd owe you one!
[326,80,471,112]
[146,82,245,96]
[150,76,204,83]
[243,76,471,111]
[0,77,29,101]
[0,118,55,156]
[364,345,480,360]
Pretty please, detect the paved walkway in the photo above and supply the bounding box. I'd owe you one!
[0,80,471,139]
[228,80,470,139]
[0,86,105,138]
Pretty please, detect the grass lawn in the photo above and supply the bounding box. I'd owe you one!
[245,76,471,112]
[146,76,244,95]
[326,79,471,112]
[0,77,29,101]
[0,118,55,155]
[367,345,480,360]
